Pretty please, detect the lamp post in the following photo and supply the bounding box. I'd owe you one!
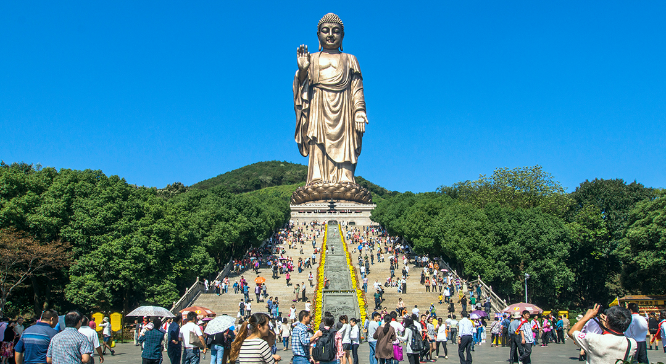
[524,273,530,303]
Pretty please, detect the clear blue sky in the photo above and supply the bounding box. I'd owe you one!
[2,1,664,193]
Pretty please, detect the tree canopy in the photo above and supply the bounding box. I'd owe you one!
[0,162,289,316]
[373,166,661,309]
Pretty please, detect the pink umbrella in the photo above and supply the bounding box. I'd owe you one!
[502,303,543,314]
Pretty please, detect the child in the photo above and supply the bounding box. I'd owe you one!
[439,294,444,304]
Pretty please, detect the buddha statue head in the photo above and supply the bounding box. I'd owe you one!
[317,13,344,51]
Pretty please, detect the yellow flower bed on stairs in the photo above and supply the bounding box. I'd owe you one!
[312,224,327,329]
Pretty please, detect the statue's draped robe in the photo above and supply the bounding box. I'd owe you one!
[293,52,366,185]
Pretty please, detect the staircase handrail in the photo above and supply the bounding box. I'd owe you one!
[169,226,286,314]
[170,278,204,314]
[472,277,508,312]
[399,236,508,314]
[214,258,235,282]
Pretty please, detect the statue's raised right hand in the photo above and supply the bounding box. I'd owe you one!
[297,44,310,73]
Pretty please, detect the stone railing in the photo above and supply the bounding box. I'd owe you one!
[170,257,234,313]
[169,228,284,313]
[170,279,204,314]
[402,237,508,313]
[471,277,508,313]
[214,258,234,282]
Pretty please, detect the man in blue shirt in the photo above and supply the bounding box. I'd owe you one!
[243,285,250,302]
[139,319,165,364]
[15,309,59,364]
[501,315,511,347]
[508,312,523,364]
[46,311,94,364]
[555,316,564,344]
[291,311,318,364]
[519,311,535,364]
[167,315,182,364]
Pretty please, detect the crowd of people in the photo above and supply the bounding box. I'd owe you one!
[4,303,665,364]
[3,220,666,364]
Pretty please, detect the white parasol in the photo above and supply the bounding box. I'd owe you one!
[127,306,175,318]
[204,315,236,335]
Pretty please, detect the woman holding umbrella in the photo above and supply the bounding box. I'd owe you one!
[205,315,237,364]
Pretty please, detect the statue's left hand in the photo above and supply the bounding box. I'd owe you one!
[355,111,368,133]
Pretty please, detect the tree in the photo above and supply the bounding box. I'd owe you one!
[0,228,71,317]
[567,179,656,301]
[569,178,655,244]
[439,165,572,216]
[617,191,666,294]
[565,204,615,307]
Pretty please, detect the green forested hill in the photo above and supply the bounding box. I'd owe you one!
[190,161,396,203]
[190,161,307,193]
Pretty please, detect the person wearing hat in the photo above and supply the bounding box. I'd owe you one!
[569,304,636,364]
[99,317,115,356]
[508,312,523,364]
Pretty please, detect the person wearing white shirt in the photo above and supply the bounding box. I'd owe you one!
[457,313,474,364]
[624,303,649,364]
[570,304,636,364]
[180,312,207,363]
[388,312,404,345]
[339,315,352,364]
[436,318,448,359]
[350,319,361,364]
[79,316,104,363]
[412,306,420,317]
[448,316,458,342]
[396,317,419,364]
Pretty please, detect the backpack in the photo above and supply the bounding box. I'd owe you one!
[654,320,665,342]
[409,326,424,353]
[239,302,245,310]
[312,328,337,362]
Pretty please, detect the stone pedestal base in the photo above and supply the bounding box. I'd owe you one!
[290,201,376,225]
[291,182,372,204]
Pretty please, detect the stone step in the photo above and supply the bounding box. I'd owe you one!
[191,226,470,322]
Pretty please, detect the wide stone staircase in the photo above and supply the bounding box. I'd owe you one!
[191,225,326,319]
[188,225,502,324]
[352,232,468,319]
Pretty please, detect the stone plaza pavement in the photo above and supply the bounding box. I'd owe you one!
[99,338,663,364]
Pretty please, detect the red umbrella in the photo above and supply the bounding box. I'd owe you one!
[502,303,543,314]
[180,306,216,319]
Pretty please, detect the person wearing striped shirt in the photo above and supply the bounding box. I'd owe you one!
[229,313,281,364]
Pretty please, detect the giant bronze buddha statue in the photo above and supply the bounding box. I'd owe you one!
[291,13,372,205]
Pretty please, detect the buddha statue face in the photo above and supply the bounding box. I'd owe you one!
[318,22,344,51]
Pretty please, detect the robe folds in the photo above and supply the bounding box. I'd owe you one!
[293,52,366,185]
